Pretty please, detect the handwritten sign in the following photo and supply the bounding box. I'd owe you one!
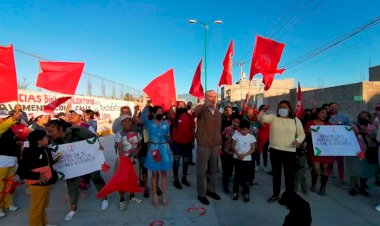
[51,138,105,179]
[311,125,360,156]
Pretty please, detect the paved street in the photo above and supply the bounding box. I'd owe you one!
[2,134,380,226]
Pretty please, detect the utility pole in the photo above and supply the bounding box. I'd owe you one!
[233,61,246,105]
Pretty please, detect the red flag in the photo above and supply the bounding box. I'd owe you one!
[97,156,143,199]
[0,44,18,103]
[218,40,234,86]
[143,68,176,112]
[249,36,285,91]
[36,62,85,95]
[295,82,304,119]
[44,96,72,113]
[189,59,205,99]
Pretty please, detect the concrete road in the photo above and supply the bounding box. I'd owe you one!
[2,135,380,226]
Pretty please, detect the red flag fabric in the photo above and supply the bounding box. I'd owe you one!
[218,41,234,86]
[36,62,84,95]
[143,68,176,112]
[97,156,143,199]
[0,44,18,103]
[295,82,304,119]
[249,36,285,91]
[189,59,205,99]
[44,96,72,113]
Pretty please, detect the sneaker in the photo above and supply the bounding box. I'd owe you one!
[267,195,280,203]
[182,177,191,186]
[243,194,250,202]
[173,179,183,189]
[0,210,6,218]
[206,191,221,200]
[5,205,19,212]
[197,196,210,205]
[129,197,142,204]
[101,200,109,210]
[119,201,127,211]
[232,193,238,200]
[64,210,77,221]
[375,204,380,212]
[264,167,270,173]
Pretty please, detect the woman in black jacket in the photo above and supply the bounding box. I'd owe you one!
[17,130,59,226]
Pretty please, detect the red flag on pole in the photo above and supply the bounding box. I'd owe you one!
[36,62,85,95]
[249,36,285,91]
[189,59,205,99]
[143,68,176,112]
[0,44,18,103]
[218,40,234,86]
[44,96,72,113]
[295,82,304,119]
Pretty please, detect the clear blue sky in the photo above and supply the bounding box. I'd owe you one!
[1,0,379,96]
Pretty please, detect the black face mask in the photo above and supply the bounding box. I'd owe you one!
[358,118,369,125]
[176,107,187,115]
[155,114,164,121]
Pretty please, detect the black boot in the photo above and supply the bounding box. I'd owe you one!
[319,175,328,196]
[359,178,370,197]
[182,176,191,186]
[173,179,182,189]
[311,171,318,192]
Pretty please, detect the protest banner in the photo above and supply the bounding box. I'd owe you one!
[52,137,105,179]
[311,125,361,156]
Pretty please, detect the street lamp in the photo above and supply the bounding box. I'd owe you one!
[188,19,223,91]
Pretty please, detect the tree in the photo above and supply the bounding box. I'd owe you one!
[123,93,136,101]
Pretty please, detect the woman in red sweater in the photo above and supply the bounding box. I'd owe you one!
[304,107,333,196]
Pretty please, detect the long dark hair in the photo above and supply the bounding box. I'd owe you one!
[316,107,329,121]
[45,119,72,132]
[148,106,163,120]
[28,130,47,147]
[85,109,100,119]
[277,100,295,118]
[174,107,189,128]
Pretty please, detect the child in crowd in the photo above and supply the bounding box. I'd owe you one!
[232,119,256,202]
[17,130,59,226]
[222,114,241,193]
[114,114,143,210]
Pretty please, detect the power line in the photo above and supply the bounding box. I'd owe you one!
[265,0,301,37]
[283,16,380,69]
[271,0,315,39]
[239,0,319,69]
[276,0,325,40]
[286,28,380,73]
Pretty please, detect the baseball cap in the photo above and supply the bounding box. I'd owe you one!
[69,109,84,116]
[120,114,133,122]
[0,110,10,119]
[34,111,50,119]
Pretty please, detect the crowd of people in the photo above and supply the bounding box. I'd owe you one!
[1,91,380,226]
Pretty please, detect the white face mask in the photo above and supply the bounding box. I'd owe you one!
[278,108,289,117]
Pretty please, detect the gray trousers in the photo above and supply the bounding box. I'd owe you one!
[196,144,218,197]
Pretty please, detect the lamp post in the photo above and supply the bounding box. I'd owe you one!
[189,19,222,91]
